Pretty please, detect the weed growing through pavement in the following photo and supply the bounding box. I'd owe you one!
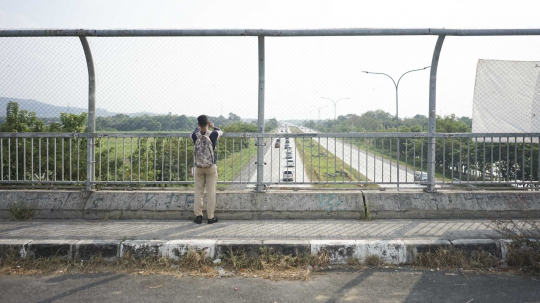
[490,218,540,275]
[364,255,385,267]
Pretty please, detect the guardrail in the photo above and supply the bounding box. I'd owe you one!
[0,132,537,190]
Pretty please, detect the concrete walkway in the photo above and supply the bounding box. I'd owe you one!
[1,219,536,265]
[0,219,520,241]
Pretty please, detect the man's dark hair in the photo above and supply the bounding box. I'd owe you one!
[197,115,208,127]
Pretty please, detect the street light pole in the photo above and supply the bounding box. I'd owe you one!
[362,66,430,131]
[321,97,350,120]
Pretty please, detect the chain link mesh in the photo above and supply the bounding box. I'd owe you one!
[0,34,538,188]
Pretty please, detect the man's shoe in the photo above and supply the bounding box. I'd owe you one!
[194,216,203,224]
[208,217,218,224]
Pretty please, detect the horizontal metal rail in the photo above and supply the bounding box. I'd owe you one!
[0,132,539,138]
[2,28,540,37]
[0,133,537,189]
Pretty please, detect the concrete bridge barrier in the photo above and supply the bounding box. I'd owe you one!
[0,190,538,220]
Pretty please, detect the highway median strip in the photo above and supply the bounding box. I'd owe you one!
[291,127,377,188]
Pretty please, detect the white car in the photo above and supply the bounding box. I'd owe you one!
[283,170,294,181]
[414,171,428,182]
[286,159,295,167]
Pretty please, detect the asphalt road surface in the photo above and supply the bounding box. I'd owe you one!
[299,126,421,188]
[1,269,538,303]
[239,125,311,189]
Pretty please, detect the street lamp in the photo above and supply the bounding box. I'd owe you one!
[321,97,350,120]
[362,66,430,130]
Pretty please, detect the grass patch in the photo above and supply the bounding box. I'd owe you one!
[8,202,34,220]
[291,127,378,189]
[364,255,385,267]
[0,246,330,281]
[217,138,259,187]
[414,247,499,269]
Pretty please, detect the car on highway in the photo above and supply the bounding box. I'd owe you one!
[285,144,290,149]
[286,159,295,167]
[283,170,293,181]
[285,139,290,143]
[275,142,280,148]
[414,171,428,182]
[286,155,293,159]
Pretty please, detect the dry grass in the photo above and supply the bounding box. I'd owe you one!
[364,255,385,267]
[414,247,499,270]
[0,247,331,281]
[0,250,216,278]
[219,247,330,281]
[490,218,540,275]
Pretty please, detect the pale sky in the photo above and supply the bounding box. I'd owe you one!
[1,0,540,121]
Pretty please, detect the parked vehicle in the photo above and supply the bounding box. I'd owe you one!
[286,155,293,159]
[286,159,295,167]
[275,142,280,148]
[283,170,294,181]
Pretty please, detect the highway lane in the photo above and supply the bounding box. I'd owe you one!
[297,125,421,188]
[229,125,311,189]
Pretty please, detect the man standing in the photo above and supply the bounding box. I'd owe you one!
[191,115,223,224]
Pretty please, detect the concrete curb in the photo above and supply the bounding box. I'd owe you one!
[0,238,508,265]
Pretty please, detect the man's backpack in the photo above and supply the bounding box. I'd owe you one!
[194,131,215,168]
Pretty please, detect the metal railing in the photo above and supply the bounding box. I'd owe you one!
[1,132,537,189]
[2,28,540,191]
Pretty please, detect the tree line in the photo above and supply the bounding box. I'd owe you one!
[303,110,472,133]
[95,112,278,132]
[302,110,537,183]
[0,101,278,185]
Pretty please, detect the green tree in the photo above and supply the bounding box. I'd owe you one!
[228,112,241,121]
[0,101,44,132]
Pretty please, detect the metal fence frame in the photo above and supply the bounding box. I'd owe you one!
[2,28,540,191]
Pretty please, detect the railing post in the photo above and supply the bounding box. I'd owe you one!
[426,35,445,192]
[79,36,96,191]
[256,36,265,192]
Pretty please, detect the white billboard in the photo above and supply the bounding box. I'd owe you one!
[472,59,540,134]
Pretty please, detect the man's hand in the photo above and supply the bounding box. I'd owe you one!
[208,122,215,129]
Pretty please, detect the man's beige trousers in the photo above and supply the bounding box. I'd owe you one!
[194,164,217,218]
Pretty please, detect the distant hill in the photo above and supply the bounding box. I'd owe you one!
[0,97,160,118]
[0,97,118,117]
